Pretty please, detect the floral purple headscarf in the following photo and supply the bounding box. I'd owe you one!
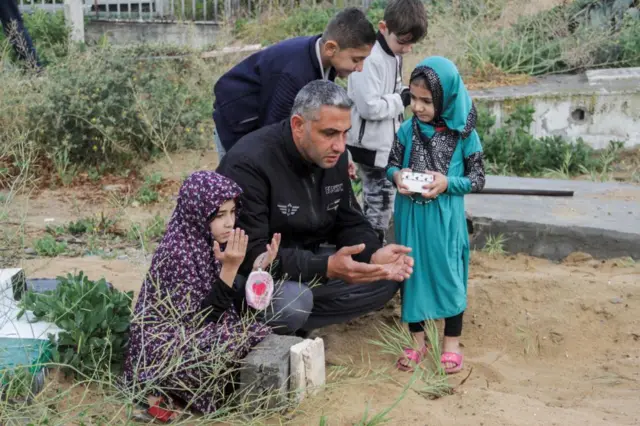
[145,170,242,310]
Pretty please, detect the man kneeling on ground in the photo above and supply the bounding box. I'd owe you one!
[216,80,414,337]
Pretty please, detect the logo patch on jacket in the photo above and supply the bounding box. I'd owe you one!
[324,183,344,195]
[277,203,300,217]
[326,199,340,211]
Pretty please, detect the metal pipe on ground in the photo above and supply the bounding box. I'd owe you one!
[479,188,574,197]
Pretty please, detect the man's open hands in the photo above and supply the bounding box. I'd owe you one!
[327,243,414,284]
[370,244,414,281]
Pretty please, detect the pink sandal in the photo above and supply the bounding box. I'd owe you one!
[441,352,464,374]
[396,346,428,372]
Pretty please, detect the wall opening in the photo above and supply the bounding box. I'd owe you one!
[571,107,586,122]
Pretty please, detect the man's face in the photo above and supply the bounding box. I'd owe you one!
[327,43,372,78]
[291,106,352,169]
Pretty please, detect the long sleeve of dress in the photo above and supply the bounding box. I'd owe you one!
[386,133,406,183]
[201,278,237,323]
[447,130,486,195]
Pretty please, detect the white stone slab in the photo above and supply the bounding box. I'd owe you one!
[1,268,62,341]
[289,337,326,403]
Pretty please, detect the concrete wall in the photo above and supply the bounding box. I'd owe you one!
[85,20,222,50]
[471,71,640,150]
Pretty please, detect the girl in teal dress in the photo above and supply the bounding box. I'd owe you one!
[386,56,485,374]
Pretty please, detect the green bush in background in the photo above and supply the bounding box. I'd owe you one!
[0,9,69,65]
[477,104,596,176]
[27,49,209,171]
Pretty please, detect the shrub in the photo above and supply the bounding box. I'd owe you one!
[27,48,208,171]
[17,271,134,378]
[0,9,69,65]
[234,5,386,45]
[33,234,67,256]
[478,103,595,176]
[468,0,640,75]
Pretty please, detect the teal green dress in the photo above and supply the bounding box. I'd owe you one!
[386,56,485,323]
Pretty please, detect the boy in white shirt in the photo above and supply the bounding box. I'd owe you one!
[347,0,428,244]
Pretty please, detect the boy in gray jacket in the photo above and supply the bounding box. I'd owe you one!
[346,0,428,244]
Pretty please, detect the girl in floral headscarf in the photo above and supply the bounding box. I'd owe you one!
[386,56,485,375]
[124,171,280,420]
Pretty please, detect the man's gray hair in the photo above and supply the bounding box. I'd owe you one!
[290,80,354,120]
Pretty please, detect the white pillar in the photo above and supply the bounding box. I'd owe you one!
[64,0,85,43]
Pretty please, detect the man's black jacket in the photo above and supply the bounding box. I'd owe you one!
[216,120,381,282]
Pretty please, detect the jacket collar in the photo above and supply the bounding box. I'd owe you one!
[282,120,317,175]
[377,31,395,58]
[310,34,337,81]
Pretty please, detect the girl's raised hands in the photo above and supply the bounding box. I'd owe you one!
[213,228,248,269]
[253,233,282,271]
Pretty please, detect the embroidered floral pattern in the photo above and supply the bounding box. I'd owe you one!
[465,151,486,192]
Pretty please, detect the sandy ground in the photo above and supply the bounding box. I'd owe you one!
[3,1,638,421]
[2,145,639,425]
[14,248,640,425]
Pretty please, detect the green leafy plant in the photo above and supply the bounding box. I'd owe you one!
[135,173,163,205]
[33,234,67,257]
[17,272,134,378]
[67,218,95,235]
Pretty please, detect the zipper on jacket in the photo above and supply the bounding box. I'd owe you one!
[304,174,318,225]
[358,118,367,145]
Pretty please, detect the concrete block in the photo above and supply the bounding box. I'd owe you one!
[239,334,303,413]
[587,67,640,84]
[0,268,25,300]
[1,269,63,341]
[290,338,326,404]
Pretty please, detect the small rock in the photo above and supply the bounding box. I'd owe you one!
[24,248,36,255]
[117,255,128,260]
[103,184,126,192]
[610,297,623,304]
[131,201,140,208]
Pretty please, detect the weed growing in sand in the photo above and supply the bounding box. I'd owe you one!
[33,234,67,257]
[579,141,625,182]
[617,256,636,268]
[0,367,36,402]
[128,214,166,250]
[135,173,163,205]
[516,324,541,357]
[482,233,507,256]
[369,319,453,399]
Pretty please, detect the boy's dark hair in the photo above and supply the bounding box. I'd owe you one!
[384,0,428,43]
[322,7,376,49]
